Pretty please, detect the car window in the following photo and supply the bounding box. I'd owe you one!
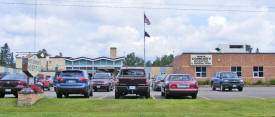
[93,73,110,79]
[220,72,238,79]
[1,74,27,80]
[169,75,193,81]
[60,71,84,77]
[120,69,145,77]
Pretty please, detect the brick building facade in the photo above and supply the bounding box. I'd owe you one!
[173,53,275,83]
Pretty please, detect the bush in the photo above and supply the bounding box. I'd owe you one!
[269,80,275,85]
[244,81,252,86]
[198,80,210,85]
[254,80,263,85]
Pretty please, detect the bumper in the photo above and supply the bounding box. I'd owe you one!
[93,84,109,89]
[154,84,161,89]
[56,85,89,94]
[0,88,22,94]
[223,82,244,88]
[116,85,149,95]
[167,88,198,95]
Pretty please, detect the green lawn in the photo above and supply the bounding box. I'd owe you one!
[0,99,275,117]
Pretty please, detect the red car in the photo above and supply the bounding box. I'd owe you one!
[161,74,198,99]
[37,74,50,91]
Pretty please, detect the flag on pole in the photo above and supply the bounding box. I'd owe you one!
[144,14,151,25]
[145,31,150,37]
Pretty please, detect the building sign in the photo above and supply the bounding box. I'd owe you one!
[22,55,41,77]
[190,55,212,66]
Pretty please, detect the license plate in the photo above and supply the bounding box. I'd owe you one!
[67,80,75,83]
[5,89,11,92]
[96,86,101,88]
[129,86,136,90]
[233,85,237,87]
[178,84,189,88]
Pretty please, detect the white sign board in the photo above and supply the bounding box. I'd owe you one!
[22,55,41,77]
[190,55,212,66]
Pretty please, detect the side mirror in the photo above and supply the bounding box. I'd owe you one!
[160,80,164,82]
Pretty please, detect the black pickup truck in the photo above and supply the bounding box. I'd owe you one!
[115,68,150,99]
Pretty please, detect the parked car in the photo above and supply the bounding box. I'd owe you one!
[55,70,93,98]
[211,72,244,91]
[152,74,166,91]
[37,74,51,91]
[161,74,198,99]
[0,73,9,80]
[115,68,150,99]
[92,73,114,92]
[0,73,28,98]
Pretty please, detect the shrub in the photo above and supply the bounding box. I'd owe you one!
[198,80,210,85]
[254,80,263,85]
[244,81,252,86]
[269,80,275,85]
[198,81,205,85]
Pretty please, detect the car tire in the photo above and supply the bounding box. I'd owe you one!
[14,93,18,98]
[192,94,197,99]
[48,87,50,91]
[64,94,69,98]
[115,92,120,99]
[0,93,5,98]
[211,84,216,91]
[84,91,90,98]
[229,88,232,91]
[165,90,170,99]
[220,84,225,91]
[161,91,164,96]
[238,87,243,91]
[107,87,110,92]
[56,93,62,98]
[145,91,150,99]
[90,91,93,96]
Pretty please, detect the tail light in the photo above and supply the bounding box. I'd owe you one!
[156,81,161,84]
[190,82,198,88]
[78,77,87,82]
[58,78,64,82]
[115,80,119,85]
[170,84,177,88]
[145,80,149,85]
[18,81,24,85]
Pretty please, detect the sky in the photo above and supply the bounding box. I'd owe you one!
[0,0,275,61]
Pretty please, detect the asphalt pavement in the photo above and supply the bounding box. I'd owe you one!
[4,87,275,99]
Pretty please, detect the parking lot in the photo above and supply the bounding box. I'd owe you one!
[27,87,274,100]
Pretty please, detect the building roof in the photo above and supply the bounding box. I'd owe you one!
[65,56,125,62]
[181,52,275,55]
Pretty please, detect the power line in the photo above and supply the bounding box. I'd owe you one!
[0,2,269,13]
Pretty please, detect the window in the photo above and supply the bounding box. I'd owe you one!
[253,66,264,78]
[66,67,72,70]
[196,67,207,78]
[231,66,242,77]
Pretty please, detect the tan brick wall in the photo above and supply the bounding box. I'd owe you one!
[173,53,275,83]
[17,93,44,106]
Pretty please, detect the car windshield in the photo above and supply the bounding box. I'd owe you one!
[0,73,8,79]
[37,75,43,80]
[155,75,166,81]
[221,72,238,78]
[60,71,84,77]
[169,75,192,81]
[1,74,27,80]
[120,69,145,77]
[93,73,110,79]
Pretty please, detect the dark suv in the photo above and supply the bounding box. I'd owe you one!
[55,70,93,98]
[115,68,150,99]
[211,72,244,91]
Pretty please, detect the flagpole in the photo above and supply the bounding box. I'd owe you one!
[144,12,146,68]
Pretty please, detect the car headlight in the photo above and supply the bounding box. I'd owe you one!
[224,80,229,82]
[240,80,244,82]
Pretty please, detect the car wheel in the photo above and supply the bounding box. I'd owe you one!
[220,84,225,91]
[165,90,170,99]
[107,87,110,92]
[211,84,216,91]
[84,91,90,98]
[56,93,62,98]
[90,91,93,96]
[48,87,51,91]
[115,92,120,99]
[191,94,197,99]
[64,94,69,98]
[229,88,232,91]
[161,91,164,96]
[14,93,18,98]
[238,87,243,91]
[0,93,5,98]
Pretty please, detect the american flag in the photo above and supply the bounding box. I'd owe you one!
[144,14,151,25]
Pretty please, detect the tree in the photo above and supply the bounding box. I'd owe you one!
[124,52,144,66]
[145,60,152,67]
[55,52,63,57]
[36,49,51,58]
[0,43,14,67]
[152,54,174,66]
[246,45,253,53]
